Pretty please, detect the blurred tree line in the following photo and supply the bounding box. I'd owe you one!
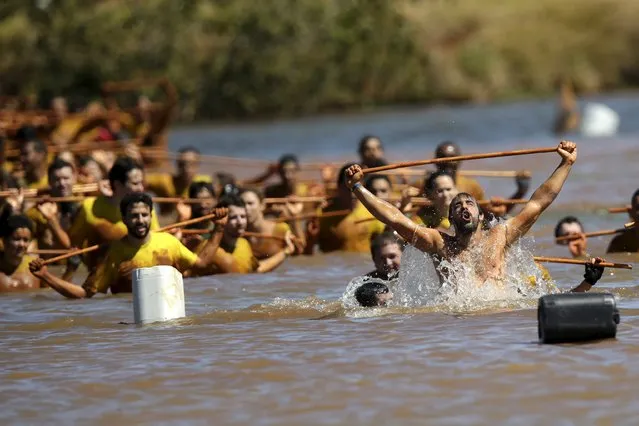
[1,0,639,121]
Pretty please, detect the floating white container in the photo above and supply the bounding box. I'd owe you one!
[580,102,619,137]
[132,265,186,324]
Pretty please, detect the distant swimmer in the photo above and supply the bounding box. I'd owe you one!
[363,174,392,203]
[29,193,227,299]
[17,138,49,190]
[264,154,309,199]
[355,282,393,307]
[0,214,43,292]
[606,189,639,253]
[553,78,580,135]
[345,141,577,287]
[554,216,588,258]
[358,135,387,169]
[365,231,404,281]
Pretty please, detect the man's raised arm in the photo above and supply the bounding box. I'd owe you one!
[345,165,444,254]
[506,141,577,246]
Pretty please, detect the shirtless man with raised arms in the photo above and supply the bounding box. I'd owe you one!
[344,141,577,286]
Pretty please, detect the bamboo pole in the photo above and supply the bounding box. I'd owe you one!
[263,196,326,204]
[28,249,74,255]
[555,229,624,243]
[533,256,632,270]
[362,147,557,174]
[459,170,532,178]
[608,206,631,214]
[25,196,88,203]
[42,210,225,265]
[274,209,351,223]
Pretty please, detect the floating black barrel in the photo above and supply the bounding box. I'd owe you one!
[538,293,620,344]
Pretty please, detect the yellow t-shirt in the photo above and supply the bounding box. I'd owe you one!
[68,196,160,266]
[82,232,197,296]
[195,236,258,274]
[248,222,290,260]
[145,173,213,198]
[457,175,485,201]
[26,174,49,190]
[26,206,55,249]
[318,202,385,253]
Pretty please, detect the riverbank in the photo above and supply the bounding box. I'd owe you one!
[2,0,639,120]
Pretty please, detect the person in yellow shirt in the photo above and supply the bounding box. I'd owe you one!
[29,193,226,298]
[310,164,385,253]
[434,141,485,201]
[239,188,303,260]
[0,213,43,292]
[26,158,78,253]
[192,194,294,275]
[145,146,212,215]
[358,135,387,169]
[264,154,309,198]
[68,157,160,269]
[414,170,458,229]
[18,138,49,190]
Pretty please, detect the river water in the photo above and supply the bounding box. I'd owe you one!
[3,95,639,425]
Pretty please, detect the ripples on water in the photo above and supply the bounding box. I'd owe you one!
[3,96,639,424]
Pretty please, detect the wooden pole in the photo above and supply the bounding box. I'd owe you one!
[533,256,632,270]
[263,196,326,204]
[28,249,74,255]
[25,196,88,203]
[608,206,631,214]
[361,147,557,174]
[555,229,624,242]
[459,170,532,178]
[42,211,224,265]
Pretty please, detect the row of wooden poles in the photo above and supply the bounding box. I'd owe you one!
[18,145,632,270]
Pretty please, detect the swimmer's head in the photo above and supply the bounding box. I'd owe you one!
[108,156,144,198]
[554,216,584,245]
[239,188,265,225]
[278,154,300,185]
[364,174,392,201]
[371,232,404,279]
[217,194,248,238]
[434,141,461,174]
[424,170,458,213]
[120,192,153,240]
[1,214,33,258]
[355,282,393,307]
[48,157,76,197]
[188,181,216,219]
[177,146,200,182]
[448,192,482,236]
[358,135,385,167]
[631,189,639,222]
[20,138,48,173]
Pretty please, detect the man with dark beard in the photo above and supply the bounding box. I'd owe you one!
[344,141,577,286]
[29,193,227,299]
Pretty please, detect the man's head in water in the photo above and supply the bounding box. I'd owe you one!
[434,141,461,175]
[358,135,386,168]
[449,192,483,235]
[355,282,393,307]
[217,194,248,239]
[630,189,639,223]
[371,231,404,279]
[48,158,76,197]
[554,216,587,258]
[120,192,153,240]
[109,157,145,200]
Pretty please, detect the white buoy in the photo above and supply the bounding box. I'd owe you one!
[132,265,186,324]
[580,102,620,137]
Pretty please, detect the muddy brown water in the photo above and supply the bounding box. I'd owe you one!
[3,95,639,425]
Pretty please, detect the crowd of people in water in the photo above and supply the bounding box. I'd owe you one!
[0,79,635,308]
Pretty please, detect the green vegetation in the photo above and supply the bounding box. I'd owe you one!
[1,0,639,120]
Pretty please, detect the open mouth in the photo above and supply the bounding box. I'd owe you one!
[461,210,471,221]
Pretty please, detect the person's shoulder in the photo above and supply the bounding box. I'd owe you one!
[25,206,44,222]
[274,221,291,235]
[606,232,631,253]
[151,231,180,245]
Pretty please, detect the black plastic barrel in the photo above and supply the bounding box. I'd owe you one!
[538,293,620,344]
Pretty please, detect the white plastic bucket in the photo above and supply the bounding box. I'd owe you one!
[580,102,620,137]
[132,265,186,324]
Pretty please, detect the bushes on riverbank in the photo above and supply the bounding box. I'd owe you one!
[1,0,639,120]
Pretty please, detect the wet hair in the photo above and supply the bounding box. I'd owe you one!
[278,154,299,169]
[424,170,455,194]
[77,155,97,168]
[188,181,216,199]
[370,231,404,258]
[435,140,460,158]
[0,170,18,190]
[364,174,391,192]
[355,282,390,307]
[631,189,639,208]
[337,162,357,188]
[178,146,200,155]
[554,216,583,238]
[47,157,74,178]
[239,187,265,201]
[119,192,153,218]
[21,138,48,155]
[15,126,38,143]
[217,193,246,209]
[358,135,383,155]
[108,156,142,187]
[447,192,480,223]
[0,211,34,239]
